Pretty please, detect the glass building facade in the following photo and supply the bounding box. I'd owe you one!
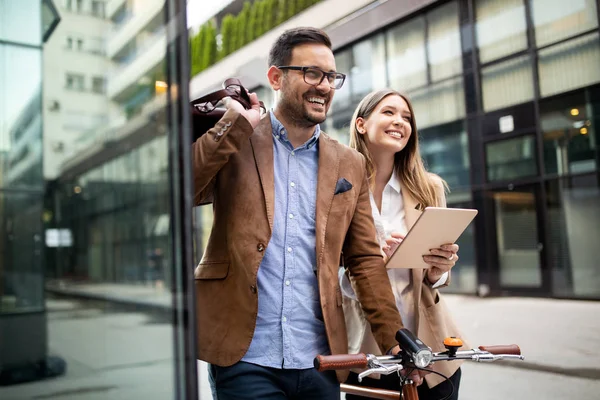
[1,0,199,398]
[323,0,600,298]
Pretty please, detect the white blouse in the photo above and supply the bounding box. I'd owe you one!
[340,170,447,334]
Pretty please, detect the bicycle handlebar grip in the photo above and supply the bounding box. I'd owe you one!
[314,353,368,371]
[478,344,521,355]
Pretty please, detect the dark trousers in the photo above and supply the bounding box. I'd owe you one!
[345,367,461,400]
[208,361,340,400]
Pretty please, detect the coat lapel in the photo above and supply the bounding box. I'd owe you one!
[402,189,425,330]
[315,134,340,270]
[249,114,275,232]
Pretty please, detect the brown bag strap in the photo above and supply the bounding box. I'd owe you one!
[190,78,266,113]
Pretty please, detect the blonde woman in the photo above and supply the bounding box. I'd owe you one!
[341,89,466,400]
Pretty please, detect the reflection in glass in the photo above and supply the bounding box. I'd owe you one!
[493,190,542,287]
[486,136,538,181]
[538,33,600,98]
[530,0,598,48]
[408,76,465,129]
[420,120,470,190]
[350,34,387,100]
[481,55,534,112]
[386,17,427,91]
[546,178,600,297]
[0,0,42,45]
[475,0,528,64]
[427,1,462,81]
[540,90,597,175]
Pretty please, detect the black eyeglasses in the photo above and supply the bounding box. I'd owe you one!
[277,66,346,89]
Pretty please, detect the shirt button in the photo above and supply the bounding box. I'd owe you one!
[291,151,295,156]
[282,316,287,322]
[290,182,295,187]
[285,280,290,286]
[289,214,293,219]
[287,247,292,252]
[257,243,265,252]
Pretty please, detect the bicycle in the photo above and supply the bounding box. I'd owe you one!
[314,329,524,400]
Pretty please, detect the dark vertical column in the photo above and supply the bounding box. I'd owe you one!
[165,0,198,399]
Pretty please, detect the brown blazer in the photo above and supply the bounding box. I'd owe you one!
[192,110,402,382]
[343,175,467,387]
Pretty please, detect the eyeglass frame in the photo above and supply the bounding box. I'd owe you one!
[277,66,346,89]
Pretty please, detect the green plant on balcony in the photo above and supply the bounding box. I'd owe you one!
[190,0,322,77]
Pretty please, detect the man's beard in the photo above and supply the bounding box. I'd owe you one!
[278,87,329,127]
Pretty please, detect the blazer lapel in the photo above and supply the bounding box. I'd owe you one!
[403,189,425,330]
[249,113,275,232]
[315,134,340,270]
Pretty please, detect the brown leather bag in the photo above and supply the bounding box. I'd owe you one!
[190,78,264,142]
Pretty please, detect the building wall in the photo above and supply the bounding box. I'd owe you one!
[43,0,110,179]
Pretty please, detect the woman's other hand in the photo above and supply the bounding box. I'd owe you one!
[382,232,405,262]
[423,243,459,284]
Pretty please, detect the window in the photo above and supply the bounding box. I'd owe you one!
[386,1,464,128]
[77,38,83,51]
[65,73,85,91]
[530,0,598,48]
[66,37,73,49]
[475,0,528,64]
[486,136,538,181]
[91,1,105,18]
[92,76,105,94]
[420,120,470,190]
[538,33,600,98]
[387,17,427,91]
[481,55,534,112]
[540,89,598,175]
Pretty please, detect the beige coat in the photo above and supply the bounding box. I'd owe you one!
[192,110,403,383]
[342,175,467,387]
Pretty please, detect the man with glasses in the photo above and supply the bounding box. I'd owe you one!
[193,27,404,399]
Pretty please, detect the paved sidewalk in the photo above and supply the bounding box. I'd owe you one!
[46,280,600,378]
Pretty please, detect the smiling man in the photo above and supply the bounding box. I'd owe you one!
[192,27,403,399]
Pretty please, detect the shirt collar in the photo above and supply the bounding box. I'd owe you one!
[387,169,401,194]
[269,111,320,149]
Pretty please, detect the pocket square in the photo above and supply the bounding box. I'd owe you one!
[334,178,353,195]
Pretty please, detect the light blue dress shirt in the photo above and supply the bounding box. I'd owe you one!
[241,112,330,369]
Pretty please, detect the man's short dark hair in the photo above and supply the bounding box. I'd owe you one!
[268,27,332,67]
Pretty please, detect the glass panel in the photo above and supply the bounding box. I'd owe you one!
[0,45,43,189]
[350,34,387,100]
[481,55,534,112]
[427,1,462,81]
[540,89,598,175]
[420,120,470,190]
[386,17,427,91]
[475,0,528,64]
[538,33,600,98]
[0,0,42,46]
[0,0,192,398]
[0,192,44,313]
[530,0,598,47]
[408,76,465,129]
[493,189,542,287]
[486,136,538,181]
[546,177,600,297]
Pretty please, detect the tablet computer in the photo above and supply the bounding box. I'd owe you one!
[385,207,478,269]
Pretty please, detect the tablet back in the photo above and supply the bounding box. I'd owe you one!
[386,207,478,269]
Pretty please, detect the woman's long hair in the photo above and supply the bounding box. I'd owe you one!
[348,89,447,208]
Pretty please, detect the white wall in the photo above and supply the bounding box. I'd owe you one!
[43,3,110,179]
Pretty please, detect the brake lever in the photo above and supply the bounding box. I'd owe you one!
[358,365,403,382]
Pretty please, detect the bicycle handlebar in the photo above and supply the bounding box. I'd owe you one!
[314,353,368,371]
[478,344,521,355]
